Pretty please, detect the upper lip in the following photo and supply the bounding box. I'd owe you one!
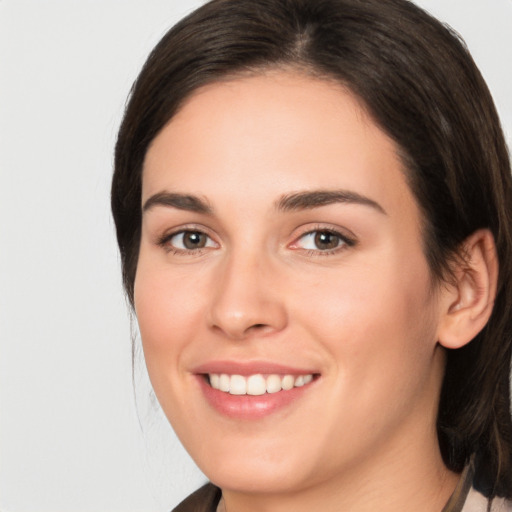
[191,360,319,376]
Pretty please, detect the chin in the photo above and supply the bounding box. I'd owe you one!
[182,427,334,496]
[204,458,310,494]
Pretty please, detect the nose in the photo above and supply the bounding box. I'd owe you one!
[207,249,288,340]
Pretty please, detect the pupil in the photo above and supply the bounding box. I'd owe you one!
[184,232,206,249]
[314,231,339,250]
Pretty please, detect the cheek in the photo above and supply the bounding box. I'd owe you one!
[290,251,441,457]
[133,259,209,379]
[292,245,438,387]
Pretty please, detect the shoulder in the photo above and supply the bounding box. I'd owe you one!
[172,483,222,512]
[489,496,512,512]
[463,488,512,512]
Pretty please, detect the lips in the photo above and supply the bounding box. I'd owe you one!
[193,361,319,419]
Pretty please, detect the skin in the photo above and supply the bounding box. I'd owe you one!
[135,71,462,512]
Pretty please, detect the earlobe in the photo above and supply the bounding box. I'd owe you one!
[437,229,498,350]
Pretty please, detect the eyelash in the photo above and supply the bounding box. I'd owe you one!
[291,225,357,256]
[157,226,217,255]
[156,225,357,256]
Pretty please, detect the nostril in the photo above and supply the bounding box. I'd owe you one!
[248,323,272,334]
[245,323,273,336]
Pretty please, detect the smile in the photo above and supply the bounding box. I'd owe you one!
[209,373,314,395]
[194,363,320,419]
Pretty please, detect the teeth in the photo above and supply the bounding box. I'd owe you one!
[210,374,220,389]
[282,375,295,390]
[266,374,282,394]
[208,373,315,395]
[230,375,246,395]
[247,374,266,395]
[294,375,305,387]
[219,374,230,392]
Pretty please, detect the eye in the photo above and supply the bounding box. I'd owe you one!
[164,230,217,252]
[294,229,355,252]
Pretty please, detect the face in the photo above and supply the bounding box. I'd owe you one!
[135,72,447,494]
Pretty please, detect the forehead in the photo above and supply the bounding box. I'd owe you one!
[142,71,417,223]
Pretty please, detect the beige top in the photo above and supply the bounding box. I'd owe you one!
[463,490,512,512]
[441,459,512,512]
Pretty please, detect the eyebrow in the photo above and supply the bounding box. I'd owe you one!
[142,189,386,216]
[275,190,387,214]
[143,192,213,214]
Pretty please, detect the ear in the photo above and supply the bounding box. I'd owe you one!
[437,229,498,350]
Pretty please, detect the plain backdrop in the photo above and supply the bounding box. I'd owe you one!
[0,1,511,511]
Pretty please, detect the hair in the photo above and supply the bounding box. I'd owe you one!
[112,0,512,498]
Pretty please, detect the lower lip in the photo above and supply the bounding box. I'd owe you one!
[196,376,316,420]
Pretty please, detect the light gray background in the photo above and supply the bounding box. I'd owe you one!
[1,1,511,511]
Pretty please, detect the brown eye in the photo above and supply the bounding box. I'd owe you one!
[314,231,341,250]
[166,230,216,251]
[183,231,208,249]
[294,229,354,253]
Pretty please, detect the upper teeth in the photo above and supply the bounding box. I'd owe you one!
[209,373,314,395]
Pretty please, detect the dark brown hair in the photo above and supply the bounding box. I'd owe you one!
[112,0,512,497]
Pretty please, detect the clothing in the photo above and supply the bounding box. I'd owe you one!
[172,483,221,512]
[441,461,512,512]
[172,467,512,512]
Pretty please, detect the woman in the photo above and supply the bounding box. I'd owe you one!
[111,0,512,510]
